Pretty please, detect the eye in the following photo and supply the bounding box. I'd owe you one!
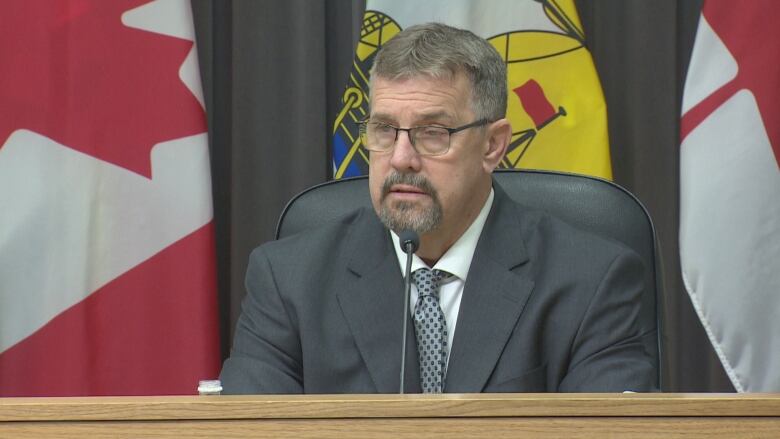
[418,126,447,138]
[372,123,396,136]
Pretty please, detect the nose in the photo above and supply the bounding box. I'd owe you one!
[389,129,421,172]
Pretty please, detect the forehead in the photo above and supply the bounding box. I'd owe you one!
[370,74,473,123]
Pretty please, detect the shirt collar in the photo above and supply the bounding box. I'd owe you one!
[391,188,494,280]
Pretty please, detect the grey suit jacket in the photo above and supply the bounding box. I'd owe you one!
[220,183,658,393]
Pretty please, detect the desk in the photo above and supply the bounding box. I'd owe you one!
[1,393,779,438]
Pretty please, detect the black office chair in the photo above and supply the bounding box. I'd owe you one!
[276,169,662,388]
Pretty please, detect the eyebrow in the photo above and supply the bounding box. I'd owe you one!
[370,111,455,126]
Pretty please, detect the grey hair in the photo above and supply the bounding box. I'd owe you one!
[370,22,507,120]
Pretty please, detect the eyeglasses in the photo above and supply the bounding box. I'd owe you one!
[358,119,490,156]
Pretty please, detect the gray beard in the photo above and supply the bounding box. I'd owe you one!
[379,199,442,234]
[378,172,443,234]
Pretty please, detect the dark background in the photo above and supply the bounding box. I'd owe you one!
[190,0,733,392]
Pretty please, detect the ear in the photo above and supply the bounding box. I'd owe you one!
[482,118,512,173]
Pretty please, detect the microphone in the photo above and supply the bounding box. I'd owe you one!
[399,230,419,254]
[398,229,419,394]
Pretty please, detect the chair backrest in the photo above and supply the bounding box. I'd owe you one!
[276,169,662,386]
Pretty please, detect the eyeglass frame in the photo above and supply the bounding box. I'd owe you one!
[358,118,492,156]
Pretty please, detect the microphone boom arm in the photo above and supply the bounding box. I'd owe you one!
[398,230,419,394]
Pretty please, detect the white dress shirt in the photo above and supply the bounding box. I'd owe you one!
[391,188,494,364]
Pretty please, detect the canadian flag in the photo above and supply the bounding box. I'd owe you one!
[680,0,780,391]
[0,0,220,395]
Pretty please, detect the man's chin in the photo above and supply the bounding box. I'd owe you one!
[379,202,441,234]
[383,200,426,221]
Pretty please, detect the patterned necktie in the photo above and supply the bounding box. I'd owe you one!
[412,268,451,393]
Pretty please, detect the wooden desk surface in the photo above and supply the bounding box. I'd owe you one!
[1,393,779,438]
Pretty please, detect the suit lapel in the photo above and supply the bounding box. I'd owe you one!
[336,209,421,393]
[445,185,535,393]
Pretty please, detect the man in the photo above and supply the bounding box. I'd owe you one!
[220,23,657,393]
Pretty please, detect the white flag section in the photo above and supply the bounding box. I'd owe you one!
[367,0,560,36]
[680,2,780,392]
[0,0,219,396]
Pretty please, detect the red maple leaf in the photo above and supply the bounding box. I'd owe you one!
[682,1,780,167]
[0,0,206,178]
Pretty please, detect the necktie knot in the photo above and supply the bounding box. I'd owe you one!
[412,268,451,299]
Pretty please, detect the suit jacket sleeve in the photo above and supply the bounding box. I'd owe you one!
[219,246,303,394]
[558,248,657,392]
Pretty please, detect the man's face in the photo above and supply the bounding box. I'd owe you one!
[368,74,492,237]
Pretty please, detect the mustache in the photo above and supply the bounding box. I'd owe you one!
[381,172,437,199]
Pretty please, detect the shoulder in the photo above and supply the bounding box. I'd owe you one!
[495,192,643,281]
[490,178,644,270]
[538,209,633,261]
[247,206,380,275]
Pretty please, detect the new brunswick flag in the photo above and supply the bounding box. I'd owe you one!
[332,0,611,180]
